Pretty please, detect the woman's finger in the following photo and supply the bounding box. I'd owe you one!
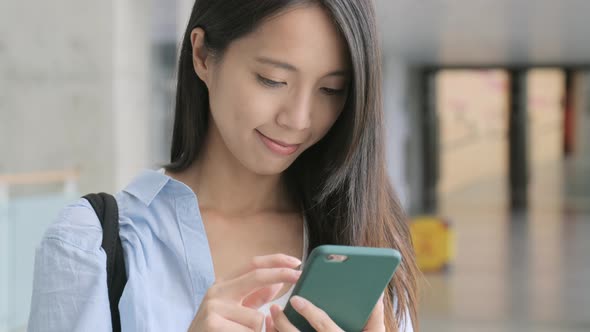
[363,292,386,331]
[288,296,344,331]
[265,314,277,331]
[269,304,299,332]
[220,268,301,301]
[242,282,284,309]
[227,254,302,281]
[218,318,256,332]
[206,299,265,331]
[202,312,255,332]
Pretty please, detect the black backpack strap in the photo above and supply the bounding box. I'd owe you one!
[83,193,127,332]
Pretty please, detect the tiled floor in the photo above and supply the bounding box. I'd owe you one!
[418,157,590,332]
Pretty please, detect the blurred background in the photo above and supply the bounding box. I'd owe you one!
[1,0,589,331]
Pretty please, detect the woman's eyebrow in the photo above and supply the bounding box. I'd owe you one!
[255,56,348,77]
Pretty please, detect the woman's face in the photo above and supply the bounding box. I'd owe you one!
[193,4,350,175]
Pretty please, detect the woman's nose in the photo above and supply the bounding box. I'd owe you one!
[276,92,312,131]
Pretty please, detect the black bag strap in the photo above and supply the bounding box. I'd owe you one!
[83,193,127,332]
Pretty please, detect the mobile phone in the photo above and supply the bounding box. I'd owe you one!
[283,245,402,332]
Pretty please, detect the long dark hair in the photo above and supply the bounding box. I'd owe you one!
[164,1,419,330]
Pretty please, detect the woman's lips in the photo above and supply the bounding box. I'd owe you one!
[256,130,300,156]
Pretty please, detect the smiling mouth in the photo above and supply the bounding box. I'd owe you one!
[256,130,301,156]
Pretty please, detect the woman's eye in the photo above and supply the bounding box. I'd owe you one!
[257,75,285,88]
[321,87,346,96]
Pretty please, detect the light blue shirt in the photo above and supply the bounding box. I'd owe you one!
[27,168,413,332]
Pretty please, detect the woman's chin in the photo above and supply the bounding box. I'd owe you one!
[248,158,294,176]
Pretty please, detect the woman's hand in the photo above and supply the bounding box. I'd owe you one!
[265,293,386,332]
[187,254,302,332]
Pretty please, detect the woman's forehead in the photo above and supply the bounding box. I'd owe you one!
[229,5,350,76]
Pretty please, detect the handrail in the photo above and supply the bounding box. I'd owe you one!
[0,169,80,186]
[0,169,80,203]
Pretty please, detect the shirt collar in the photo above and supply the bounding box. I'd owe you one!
[122,168,171,206]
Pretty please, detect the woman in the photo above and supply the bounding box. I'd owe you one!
[28,0,419,331]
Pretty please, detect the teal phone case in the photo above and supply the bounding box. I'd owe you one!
[283,245,402,332]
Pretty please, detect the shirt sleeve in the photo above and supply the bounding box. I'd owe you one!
[27,198,112,332]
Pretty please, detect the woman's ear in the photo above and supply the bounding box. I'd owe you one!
[190,27,211,86]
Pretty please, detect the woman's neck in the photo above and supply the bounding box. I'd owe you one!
[175,124,296,218]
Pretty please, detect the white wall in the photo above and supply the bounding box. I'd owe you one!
[0,1,113,193]
[0,0,151,194]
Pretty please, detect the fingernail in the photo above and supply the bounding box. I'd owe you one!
[290,257,302,265]
[290,296,306,310]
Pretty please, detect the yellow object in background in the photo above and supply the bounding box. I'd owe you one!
[410,216,454,272]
